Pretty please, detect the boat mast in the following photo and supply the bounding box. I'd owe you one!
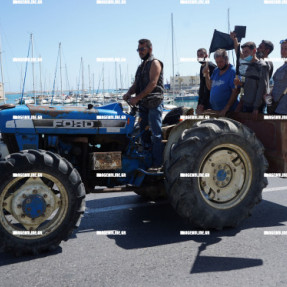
[65,64,70,92]
[102,64,105,92]
[81,57,84,94]
[227,8,230,34]
[93,72,95,96]
[171,13,175,95]
[227,8,230,59]
[119,64,123,91]
[21,35,32,104]
[126,64,129,89]
[20,66,22,95]
[39,54,43,96]
[59,42,63,97]
[88,64,91,95]
[76,59,81,102]
[0,34,5,103]
[227,8,235,65]
[31,33,36,103]
[115,61,118,91]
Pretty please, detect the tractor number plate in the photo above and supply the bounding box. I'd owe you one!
[89,151,122,170]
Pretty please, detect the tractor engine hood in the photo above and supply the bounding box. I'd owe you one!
[0,103,134,135]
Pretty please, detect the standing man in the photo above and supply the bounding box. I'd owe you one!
[196,48,216,114]
[123,39,164,171]
[234,42,269,119]
[203,49,239,116]
[257,40,274,79]
[268,39,287,114]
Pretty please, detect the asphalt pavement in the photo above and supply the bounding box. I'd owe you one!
[1,178,287,287]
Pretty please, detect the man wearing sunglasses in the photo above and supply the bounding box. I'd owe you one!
[123,39,164,171]
[267,39,287,114]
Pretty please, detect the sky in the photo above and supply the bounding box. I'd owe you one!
[0,0,286,93]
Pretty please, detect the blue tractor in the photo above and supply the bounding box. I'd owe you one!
[0,102,267,255]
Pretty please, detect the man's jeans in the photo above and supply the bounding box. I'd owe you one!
[139,103,163,167]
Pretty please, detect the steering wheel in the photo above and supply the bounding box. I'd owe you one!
[126,99,139,116]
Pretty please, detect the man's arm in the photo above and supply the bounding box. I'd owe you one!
[203,66,212,90]
[230,32,243,59]
[219,88,239,116]
[197,67,205,112]
[235,98,243,112]
[253,64,269,119]
[198,67,204,105]
[129,60,161,106]
[123,82,136,101]
[219,69,239,116]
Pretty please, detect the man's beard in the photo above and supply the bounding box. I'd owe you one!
[141,52,150,61]
[219,63,228,71]
[256,51,264,59]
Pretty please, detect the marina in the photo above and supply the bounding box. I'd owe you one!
[1,91,198,111]
[0,14,200,113]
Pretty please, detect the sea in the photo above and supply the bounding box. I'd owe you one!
[0,91,198,111]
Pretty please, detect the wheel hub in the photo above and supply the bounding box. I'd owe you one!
[214,164,232,188]
[1,168,70,241]
[22,194,46,219]
[199,146,250,209]
[4,178,58,228]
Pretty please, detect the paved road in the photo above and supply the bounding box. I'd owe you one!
[1,178,287,287]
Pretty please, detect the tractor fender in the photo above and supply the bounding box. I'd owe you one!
[163,119,198,163]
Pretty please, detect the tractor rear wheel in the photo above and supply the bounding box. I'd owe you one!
[164,118,268,229]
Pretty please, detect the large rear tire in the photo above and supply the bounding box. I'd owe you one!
[164,118,268,229]
[0,150,85,255]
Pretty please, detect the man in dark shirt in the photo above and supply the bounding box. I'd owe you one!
[234,42,269,119]
[196,48,216,114]
[257,40,274,80]
[268,39,287,114]
[123,39,164,171]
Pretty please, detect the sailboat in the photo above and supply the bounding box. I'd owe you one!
[51,42,66,105]
[0,83,4,102]
[163,13,177,110]
[15,96,35,105]
[174,90,199,101]
[0,35,6,103]
[17,34,40,105]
